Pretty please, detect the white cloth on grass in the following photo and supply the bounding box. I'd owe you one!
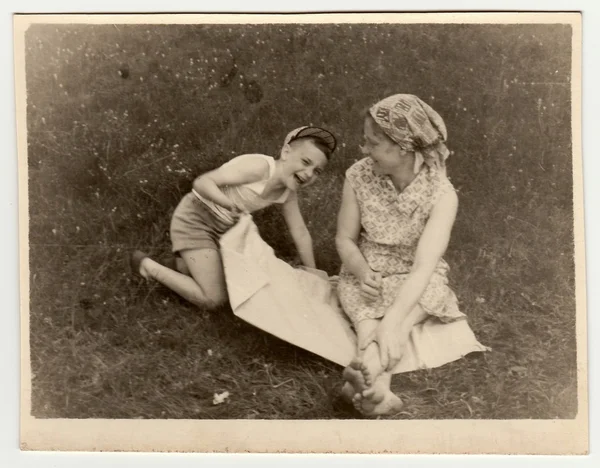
[219,214,489,373]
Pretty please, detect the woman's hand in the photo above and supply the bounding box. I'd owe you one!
[377,318,409,371]
[359,269,382,301]
[360,317,409,371]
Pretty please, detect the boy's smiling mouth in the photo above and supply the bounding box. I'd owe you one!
[294,174,306,185]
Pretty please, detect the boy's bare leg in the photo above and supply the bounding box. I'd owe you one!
[132,248,227,309]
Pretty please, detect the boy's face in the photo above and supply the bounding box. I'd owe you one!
[281,139,328,190]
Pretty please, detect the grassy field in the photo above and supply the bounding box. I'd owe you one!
[24,22,577,420]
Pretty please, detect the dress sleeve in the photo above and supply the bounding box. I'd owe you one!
[431,172,457,207]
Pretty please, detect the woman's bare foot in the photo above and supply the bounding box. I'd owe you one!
[352,378,387,414]
[360,360,377,387]
[341,382,356,403]
[352,360,387,409]
[353,388,403,417]
[351,365,403,417]
[342,357,368,394]
[352,392,364,412]
[362,390,404,417]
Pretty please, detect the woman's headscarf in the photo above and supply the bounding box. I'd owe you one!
[369,94,450,175]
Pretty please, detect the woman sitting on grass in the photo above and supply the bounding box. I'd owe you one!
[130,126,336,309]
[336,94,464,417]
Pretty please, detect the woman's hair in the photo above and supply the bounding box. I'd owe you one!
[289,136,334,159]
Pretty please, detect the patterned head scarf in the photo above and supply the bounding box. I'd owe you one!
[369,94,450,174]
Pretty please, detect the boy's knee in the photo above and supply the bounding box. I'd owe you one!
[206,288,228,308]
[190,287,227,310]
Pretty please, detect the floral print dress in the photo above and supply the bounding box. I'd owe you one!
[337,157,465,325]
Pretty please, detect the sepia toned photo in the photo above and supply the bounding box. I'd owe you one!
[14,12,587,454]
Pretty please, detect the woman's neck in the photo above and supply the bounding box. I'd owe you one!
[389,153,417,192]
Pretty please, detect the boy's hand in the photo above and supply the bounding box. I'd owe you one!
[230,206,249,221]
[359,269,382,301]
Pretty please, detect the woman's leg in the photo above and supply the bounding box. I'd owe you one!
[136,248,228,309]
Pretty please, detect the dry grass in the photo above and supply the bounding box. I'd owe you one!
[25,23,577,419]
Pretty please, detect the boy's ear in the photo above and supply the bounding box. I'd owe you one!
[281,143,291,160]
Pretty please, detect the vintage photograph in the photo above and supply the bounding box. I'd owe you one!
[15,13,586,453]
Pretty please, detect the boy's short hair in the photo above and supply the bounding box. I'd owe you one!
[285,126,337,159]
[289,136,334,159]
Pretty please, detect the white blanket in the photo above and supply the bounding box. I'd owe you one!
[220,215,489,373]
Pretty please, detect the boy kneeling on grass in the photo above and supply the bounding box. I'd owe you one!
[130,126,337,309]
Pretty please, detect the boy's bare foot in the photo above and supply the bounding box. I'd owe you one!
[175,256,191,275]
[160,256,177,271]
[130,250,150,280]
[342,357,368,394]
[155,255,191,275]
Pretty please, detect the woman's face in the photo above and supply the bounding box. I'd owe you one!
[360,116,404,175]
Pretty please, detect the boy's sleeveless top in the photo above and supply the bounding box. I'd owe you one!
[192,154,290,225]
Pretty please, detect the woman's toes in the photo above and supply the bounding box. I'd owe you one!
[350,357,363,370]
[362,387,376,399]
